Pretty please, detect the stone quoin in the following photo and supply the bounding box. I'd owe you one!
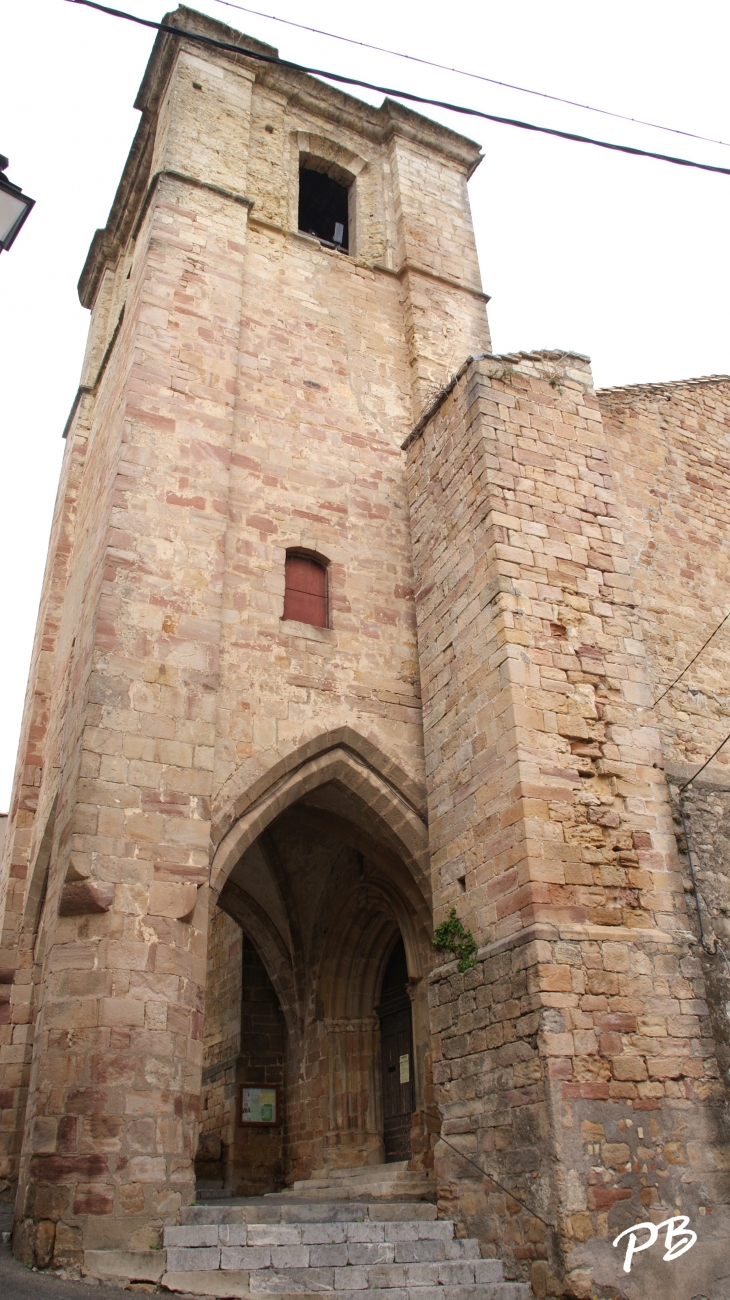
[0,7,728,1298]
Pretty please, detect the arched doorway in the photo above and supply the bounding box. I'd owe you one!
[199,779,433,1194]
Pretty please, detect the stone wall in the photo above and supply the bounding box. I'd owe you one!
[198,907,242,1186]
[598,377,730,781]
[232,934,285,1194]
[197,921,287,1196]
[405,353,730,1299]
[673,784,730,1122]
[600,376,730,1158]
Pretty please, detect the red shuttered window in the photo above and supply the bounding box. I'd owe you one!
[283,554,328,627]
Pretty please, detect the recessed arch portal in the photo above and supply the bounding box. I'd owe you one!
[200,771,434,1194]
[210,742,430,905]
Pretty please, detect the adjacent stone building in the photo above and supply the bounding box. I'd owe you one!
[0,7,728,1296]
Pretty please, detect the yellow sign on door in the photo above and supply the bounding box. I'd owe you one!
[399,1053,410,1084]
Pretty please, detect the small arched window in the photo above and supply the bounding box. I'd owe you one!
[283,553,328,627]
[298,165,350,251]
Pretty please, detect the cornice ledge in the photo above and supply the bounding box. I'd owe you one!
[131,168,254,243]
[393,258,489,302]
[80,168,254,312]
[428,919,686,980]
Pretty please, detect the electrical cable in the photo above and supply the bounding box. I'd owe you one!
[64,0,730,179]
[209,0,730,152]
[423,1111,553,1229]
[678,729,730,792]
[654,609,730,706]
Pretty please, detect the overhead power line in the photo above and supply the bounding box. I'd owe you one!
[654,609,730,705]
[210,0,730,152]
[65,0,730,179]
[679,729,730,791]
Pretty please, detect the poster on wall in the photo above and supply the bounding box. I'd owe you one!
[239,1086,279,1126]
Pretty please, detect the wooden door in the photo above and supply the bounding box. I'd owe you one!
[377,939,413,1163]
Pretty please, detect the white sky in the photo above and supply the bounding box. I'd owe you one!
[1,0,729,809]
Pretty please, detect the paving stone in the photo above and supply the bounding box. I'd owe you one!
[162,1271,250,1298]
[248,1226,304,1246]
[364,1263,408,1288]
[270,1247,312,1268]
[219,1224,249,1246]
[385,1223,433,1242]
[308,1244,349,1266]
[367,1206,437,1222]
[347,1242,396,1266]
[184,1206,247,1226]
[220,1246,271,1270]
[333,1266,369,1291]
[165,1245,222,1272]
[343,1223,386,1243]
[300,1224,347,1245]
[415,1223,454,1241]
[393,1242,447,1264]
[249,1267,335,1293]
[165,1224,221,1248]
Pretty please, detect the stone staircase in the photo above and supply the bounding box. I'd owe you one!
[85,1197,532,1299]
[283,1160,435,1202]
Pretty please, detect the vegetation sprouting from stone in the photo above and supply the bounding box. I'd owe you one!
[432,908,478,971]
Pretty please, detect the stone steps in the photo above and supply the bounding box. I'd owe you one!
[186,1202,440,1224]
[282,1162,435,1204]
[197,1162,436,1206]
[83,1200,531,1300]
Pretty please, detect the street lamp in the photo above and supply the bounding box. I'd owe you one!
[0,156,35,253]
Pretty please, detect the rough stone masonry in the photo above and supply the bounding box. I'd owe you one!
[0,6,728,1298]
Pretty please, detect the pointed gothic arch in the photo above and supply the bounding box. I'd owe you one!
[201,731,434,1191]
[210,735,429,904]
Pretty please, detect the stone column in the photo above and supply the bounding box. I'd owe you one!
[404,353,730,1299]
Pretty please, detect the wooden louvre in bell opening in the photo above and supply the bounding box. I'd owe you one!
[283,553,328,627]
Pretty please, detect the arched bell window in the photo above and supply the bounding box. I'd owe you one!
[298,164,350,251]
[283,552,328,628]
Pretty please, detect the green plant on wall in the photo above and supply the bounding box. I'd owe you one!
[432,908,478,972]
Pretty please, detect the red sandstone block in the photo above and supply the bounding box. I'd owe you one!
[29,1153,109,1183]
[74,1185,114,1215]
[588,1186,632,1210]
[595,1013,636,1033]
[547,1057,572,1079]
[562,1081,609,1099]
[66,1089,110,1116]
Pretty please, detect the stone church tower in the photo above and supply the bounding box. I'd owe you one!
[1,7,728,1297]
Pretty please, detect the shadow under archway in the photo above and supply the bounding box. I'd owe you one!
[199,779,435,1195]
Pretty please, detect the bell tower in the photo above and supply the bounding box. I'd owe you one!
[0,4,490,1269]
